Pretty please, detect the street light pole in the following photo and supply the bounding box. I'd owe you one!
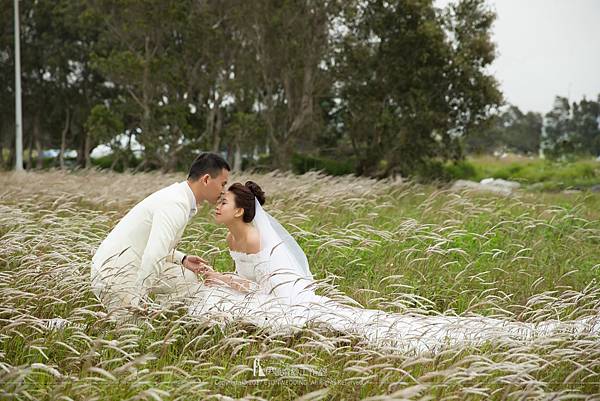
[14,0,23,171]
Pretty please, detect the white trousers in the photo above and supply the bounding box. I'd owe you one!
[90,258,202,318]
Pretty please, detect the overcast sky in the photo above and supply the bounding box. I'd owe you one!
[436,0,600,113]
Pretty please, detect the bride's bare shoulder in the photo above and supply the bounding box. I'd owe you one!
[246,226,261,254]
[227,228,260,254]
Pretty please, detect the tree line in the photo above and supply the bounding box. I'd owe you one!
[466,95,600,159]
[2,0,504,177]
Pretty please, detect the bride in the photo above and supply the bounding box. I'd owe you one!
[187,181,600,354]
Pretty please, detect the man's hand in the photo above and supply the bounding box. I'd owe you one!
[183,255,213,274]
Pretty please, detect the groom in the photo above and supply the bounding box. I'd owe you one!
[90,152,230,316]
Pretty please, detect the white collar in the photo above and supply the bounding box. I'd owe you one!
[180,180,198,217]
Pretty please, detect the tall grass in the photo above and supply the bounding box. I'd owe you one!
[1,169,600,400]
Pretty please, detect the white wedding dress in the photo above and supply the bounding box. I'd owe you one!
[188,246,600,355]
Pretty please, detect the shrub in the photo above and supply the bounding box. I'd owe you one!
[414,160,451,183]
[444,160,478,180]
[291,153,356,176]
[91,153,141,172]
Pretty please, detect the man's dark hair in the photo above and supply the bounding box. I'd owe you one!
[187,152,231,181]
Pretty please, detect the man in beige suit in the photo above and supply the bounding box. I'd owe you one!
[91,152,230,317]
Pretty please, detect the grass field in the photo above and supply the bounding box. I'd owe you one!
[1,169,600,400]
[446,155,600,191]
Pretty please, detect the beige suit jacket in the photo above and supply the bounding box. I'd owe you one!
[91,180,197,303]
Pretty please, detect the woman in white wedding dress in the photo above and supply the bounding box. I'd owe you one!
[188,182,600,354]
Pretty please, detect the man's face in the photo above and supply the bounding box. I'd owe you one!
[206,168,230,205]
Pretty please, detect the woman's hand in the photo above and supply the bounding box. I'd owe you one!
[203,271,227,287]
[202,271,254,293]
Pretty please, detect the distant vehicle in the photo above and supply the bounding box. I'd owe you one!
[41,149,77,158]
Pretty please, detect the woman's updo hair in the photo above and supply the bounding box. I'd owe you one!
[228,181,266,223]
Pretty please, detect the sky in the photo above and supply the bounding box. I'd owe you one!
[436,0,600,113]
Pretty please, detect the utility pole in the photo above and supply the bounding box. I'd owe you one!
[14,0,23,171]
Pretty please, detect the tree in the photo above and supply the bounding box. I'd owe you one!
[232,0,343,169]
[0,0,110,170]
[335,0,502,177]
[89,0,192,170]
[539,95,600,159]
[52,0,110,169]
[0,3,15,169]
[571,96,600,156]
[466,105,542,155]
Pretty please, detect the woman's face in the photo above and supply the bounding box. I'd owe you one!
[214,191,241,225]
